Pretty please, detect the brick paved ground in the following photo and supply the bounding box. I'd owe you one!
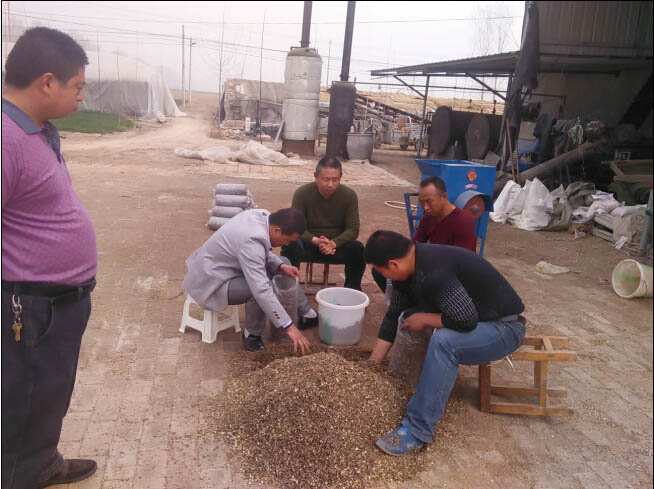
[49,116,653,489]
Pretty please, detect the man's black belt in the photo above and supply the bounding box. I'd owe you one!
[2,278,96,304]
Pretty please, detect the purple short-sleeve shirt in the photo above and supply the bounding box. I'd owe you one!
[2,98,97,285]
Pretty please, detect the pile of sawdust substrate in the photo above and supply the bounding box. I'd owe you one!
[206,344,460,489]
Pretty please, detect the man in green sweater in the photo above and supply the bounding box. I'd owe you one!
[282,157,366,303]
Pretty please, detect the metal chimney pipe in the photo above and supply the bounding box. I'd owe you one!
[340,1,356,82]
[300,1,312,48]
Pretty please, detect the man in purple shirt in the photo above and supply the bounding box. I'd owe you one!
[2,28,98,488]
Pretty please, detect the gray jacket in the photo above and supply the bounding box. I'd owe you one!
[182,209,291,328]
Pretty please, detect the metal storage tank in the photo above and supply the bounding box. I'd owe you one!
[282,46,322,155]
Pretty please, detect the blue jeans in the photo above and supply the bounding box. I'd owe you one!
[401,319,525,443]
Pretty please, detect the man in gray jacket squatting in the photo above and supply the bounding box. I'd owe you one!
[182,208,313,354]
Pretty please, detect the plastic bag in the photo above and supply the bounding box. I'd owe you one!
[214,183,249,195]
[490,180,521,223]
[572,192,621,223]
[536,261,570,274]
[387,312,433,387]
[507,181,529,226]
[517,178,553,231]
[206,216,230,231]
[213,194,253,209]
[209,206,243,218]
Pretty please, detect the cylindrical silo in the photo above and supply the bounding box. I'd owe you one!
[282,46,322,156]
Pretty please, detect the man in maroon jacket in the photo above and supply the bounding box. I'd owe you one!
[372,176,476,292]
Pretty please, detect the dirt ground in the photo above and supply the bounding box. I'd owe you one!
[53,91,653,489]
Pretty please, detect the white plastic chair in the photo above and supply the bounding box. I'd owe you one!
[179,295,240,343]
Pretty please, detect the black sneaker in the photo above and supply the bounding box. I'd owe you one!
[242,332,265,352]
[298,315,318,331]
[37,459,97,488]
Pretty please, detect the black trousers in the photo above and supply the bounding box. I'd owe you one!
[2,284,93,489]
[281,239,366,290]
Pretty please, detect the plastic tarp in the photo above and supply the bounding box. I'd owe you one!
[572,192,621,223]
[175,141,304,167]
[81,49,183,121]
[4,41,181,121]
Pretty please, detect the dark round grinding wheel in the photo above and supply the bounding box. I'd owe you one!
[463,195,486,220]
[430,106,452,155]
[465,114,491,160]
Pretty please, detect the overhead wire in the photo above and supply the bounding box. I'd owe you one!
[14,6,520,25]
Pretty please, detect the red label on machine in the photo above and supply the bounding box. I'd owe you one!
[467,170,478,182]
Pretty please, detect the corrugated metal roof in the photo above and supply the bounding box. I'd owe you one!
[370,50,652,77]
[537,1,653,58]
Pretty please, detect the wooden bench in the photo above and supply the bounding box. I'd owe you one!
[479,335,576,416]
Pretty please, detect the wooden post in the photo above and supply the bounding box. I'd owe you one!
[188,38,194,104]
[417,75,430,157]
[479,364,491,412]
[181,25,185,106]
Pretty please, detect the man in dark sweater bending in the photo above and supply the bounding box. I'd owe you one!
[365,231,525,456]
[282,157,366,300]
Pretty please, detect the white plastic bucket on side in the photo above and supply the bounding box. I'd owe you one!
[315,287,370,345]
[612,259,653,298]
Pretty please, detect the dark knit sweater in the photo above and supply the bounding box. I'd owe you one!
[291,182,359,247]
[379,243,525,343]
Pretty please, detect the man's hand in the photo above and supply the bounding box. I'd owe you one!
[318,237,337,255]
[311,236,329,247]
[369,338,393,363]
[286,324,311,355]
[400,313,443,332]
[279,263,300,280]
[401,313,429,333]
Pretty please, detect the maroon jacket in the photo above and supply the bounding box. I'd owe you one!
[413,207,477,252]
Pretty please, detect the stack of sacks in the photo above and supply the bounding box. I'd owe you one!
[207,183,256,230]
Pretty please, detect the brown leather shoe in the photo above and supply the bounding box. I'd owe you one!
[37,459,97,488]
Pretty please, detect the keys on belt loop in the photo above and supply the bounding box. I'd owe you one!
[11,294,23,342]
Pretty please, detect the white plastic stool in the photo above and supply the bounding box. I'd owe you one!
[179,295,241,343]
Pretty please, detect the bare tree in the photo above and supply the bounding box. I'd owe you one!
[472,4,519,100]
[473,4,517,57]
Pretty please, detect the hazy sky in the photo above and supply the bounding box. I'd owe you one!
[3,1,524,98]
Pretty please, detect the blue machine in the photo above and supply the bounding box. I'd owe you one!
[404,159,496,256]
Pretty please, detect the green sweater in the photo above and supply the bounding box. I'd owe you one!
[291,183,360,247]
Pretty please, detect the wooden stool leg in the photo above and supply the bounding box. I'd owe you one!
[479,364,491,412]
[322,264,330,286]
[309,262,313,284]
[536,361,548,407]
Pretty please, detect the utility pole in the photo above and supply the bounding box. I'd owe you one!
[136,38,139,81]
[326,40,331,87]
[258,10,266,144]
[96,33,100,81]
[340,0,356,82]
[188,38,196,104]
[182,25,185,105]
[116,48,120,82]
[218,13,225,127]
